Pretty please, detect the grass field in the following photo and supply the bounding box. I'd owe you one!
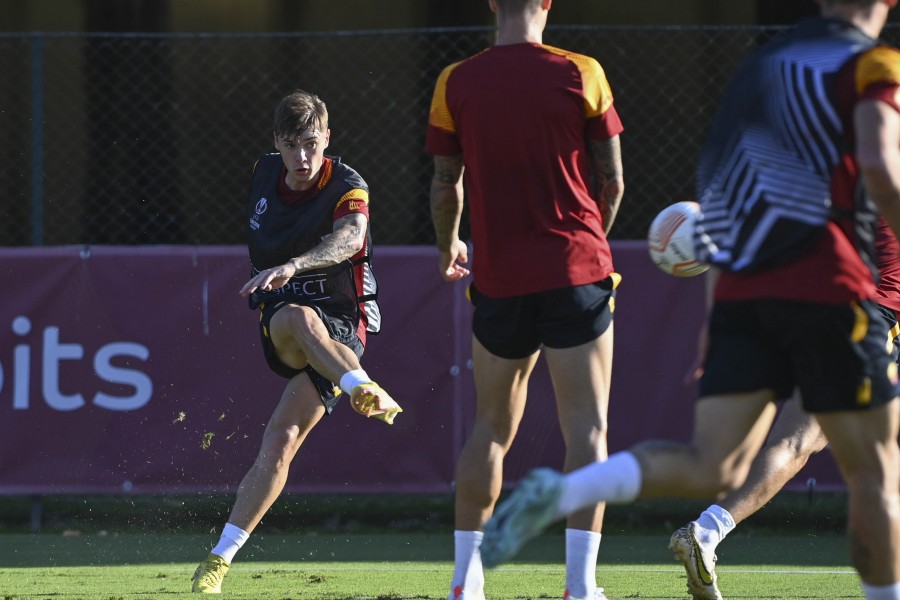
[0,491,859,599]
[0,531,864,599]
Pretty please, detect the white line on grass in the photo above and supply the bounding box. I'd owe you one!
[162,565,859,575]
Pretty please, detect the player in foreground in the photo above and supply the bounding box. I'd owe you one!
[480,2,900,599]
[191,89,401,593]
[426,0,625,598]
[671,218,900,600]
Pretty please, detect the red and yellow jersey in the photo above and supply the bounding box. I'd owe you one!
[277,157,371,222]
[837,44,900,304]
[851,47,900,313]
[425,43,623,298]
[875,218,900,312]
[717,43,900,305]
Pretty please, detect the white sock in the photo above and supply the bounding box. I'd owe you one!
[450,530,484,596]
[863,581,900,599]
[693,504,736,549]
[210,522,250,564]
[565,529,601,598]
[339,369,371,395]
[556,452,642,518]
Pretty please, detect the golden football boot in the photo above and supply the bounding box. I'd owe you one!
[669,523,722,600]
[191,553,230,593]
[350,382,403,424]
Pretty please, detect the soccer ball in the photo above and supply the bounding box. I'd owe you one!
[647,201,710,278]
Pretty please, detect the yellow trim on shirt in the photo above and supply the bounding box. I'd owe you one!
[856,46,900,94]
[429,62,464,133]
[541,44,614,118]
[335,188,370,213]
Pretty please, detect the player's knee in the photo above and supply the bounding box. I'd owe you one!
[492,424,519,449]
[257,426,302,469]
[471,414,517,448]
[560,423,608,468]
[577,420,608,448]
[286,306,324,339]
[764,437,822,474]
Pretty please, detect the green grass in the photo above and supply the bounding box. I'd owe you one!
[0,531,864,599]
[0,492,858,598]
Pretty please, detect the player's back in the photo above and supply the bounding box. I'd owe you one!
[444,44,595,205]
[706,17,881,305]
[696,16,875,274]
[431,43,614,296]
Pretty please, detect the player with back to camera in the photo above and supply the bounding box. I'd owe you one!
[190,89,402,594]
[671,216,900,600]
[426,0,625,598]
[479,2,900,599]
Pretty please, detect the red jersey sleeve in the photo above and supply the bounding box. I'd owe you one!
[875,217,900,313]
[333,188,369,221]
[857,47,900,313]
[586,107,624,141]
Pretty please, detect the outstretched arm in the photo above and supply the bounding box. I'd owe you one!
[430,154,470,281]
[239,213,367,297]
[588,135,625,234]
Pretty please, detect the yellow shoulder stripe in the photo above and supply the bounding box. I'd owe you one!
[429,61,464,133]
[857,46,900,94]
[336,188,370,212]
[541,45,613,118]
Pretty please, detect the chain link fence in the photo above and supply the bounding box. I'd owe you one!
[3,25,897,247]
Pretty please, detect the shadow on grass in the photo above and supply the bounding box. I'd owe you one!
[0,531,852,569]
[0,491,852,568]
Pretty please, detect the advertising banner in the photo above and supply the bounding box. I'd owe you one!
[0,244,842,494]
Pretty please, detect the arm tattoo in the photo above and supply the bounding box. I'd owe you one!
[290,213,367,272]
[430,155,465,251]
[434,155,463,184]
[589,136,625,233]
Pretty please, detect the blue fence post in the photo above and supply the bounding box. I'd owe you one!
[30,34,44,246]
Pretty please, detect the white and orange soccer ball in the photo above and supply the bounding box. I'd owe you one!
[647,201,710,278]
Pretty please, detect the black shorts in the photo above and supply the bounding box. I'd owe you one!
[877,302,900,365]
[470,276,618,360]
[258,301,364,413]
[700,299,899,413]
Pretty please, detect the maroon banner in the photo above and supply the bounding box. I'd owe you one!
[0,244,842,494]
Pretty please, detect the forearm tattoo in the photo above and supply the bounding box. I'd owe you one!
[589,136,624,232]
[291,213,366,272]
[430,155,465,251]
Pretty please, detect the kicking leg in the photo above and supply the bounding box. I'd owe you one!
[272,305,401,422]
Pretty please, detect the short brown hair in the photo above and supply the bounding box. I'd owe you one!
[273,89,328,139]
